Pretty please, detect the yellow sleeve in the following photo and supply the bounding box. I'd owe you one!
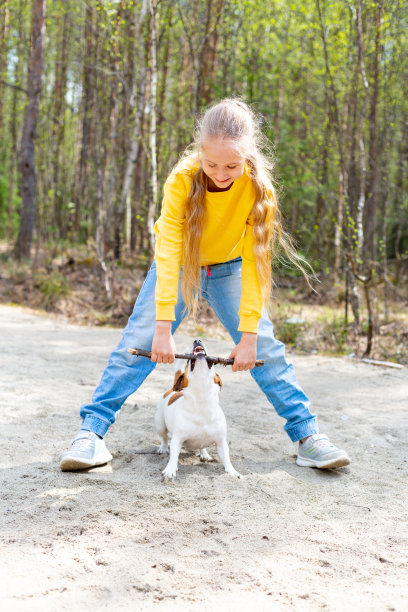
[154,172,190,321]
[238,218,264,333]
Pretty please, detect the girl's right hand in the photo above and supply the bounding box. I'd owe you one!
[150,321,176,364]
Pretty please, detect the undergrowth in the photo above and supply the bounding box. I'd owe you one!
[0,241,407,364]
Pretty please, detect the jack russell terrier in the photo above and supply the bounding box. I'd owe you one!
[155,339,241,479]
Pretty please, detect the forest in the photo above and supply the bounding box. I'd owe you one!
[0,0,407,363]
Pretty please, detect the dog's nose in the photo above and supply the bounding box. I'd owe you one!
[193,339,206,354]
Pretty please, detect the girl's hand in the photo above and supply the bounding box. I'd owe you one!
[229,332,258,372]
[151,321,176,364]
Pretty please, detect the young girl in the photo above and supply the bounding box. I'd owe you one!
[60,99,350,472]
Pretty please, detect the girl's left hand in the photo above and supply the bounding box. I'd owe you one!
[229,332,258,372]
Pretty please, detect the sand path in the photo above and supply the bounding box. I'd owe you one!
[0,304,407,611]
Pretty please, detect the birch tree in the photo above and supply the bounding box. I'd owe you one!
[146,0,158,258]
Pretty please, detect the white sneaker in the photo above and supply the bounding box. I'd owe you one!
[60,431,112,471]
[296,433,350,469]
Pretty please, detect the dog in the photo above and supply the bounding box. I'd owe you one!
[154,339,241,479]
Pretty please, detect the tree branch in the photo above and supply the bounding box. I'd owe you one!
[0,79,28,94]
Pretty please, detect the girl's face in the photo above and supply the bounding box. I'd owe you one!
[201,138,245,190]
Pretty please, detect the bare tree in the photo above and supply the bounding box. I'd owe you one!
[14,0,46,260]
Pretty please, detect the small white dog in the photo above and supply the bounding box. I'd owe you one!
[155,339,241,479]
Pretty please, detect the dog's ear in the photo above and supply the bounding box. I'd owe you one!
[173,369,182,389]
[173,371,184,391]
[214,373,222,388]
[173,369,189,391]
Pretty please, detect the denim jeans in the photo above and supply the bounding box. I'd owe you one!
[80,258,318,442]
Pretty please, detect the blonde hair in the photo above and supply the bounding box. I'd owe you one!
[174,98,309,318]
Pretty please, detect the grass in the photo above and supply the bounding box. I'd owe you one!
[34,271,70,308]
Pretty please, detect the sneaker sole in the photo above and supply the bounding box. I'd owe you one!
[296,456,350,469]
[60,452,112,472]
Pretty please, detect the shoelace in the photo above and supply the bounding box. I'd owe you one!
[310,437,334,449]
[71,437,92,449]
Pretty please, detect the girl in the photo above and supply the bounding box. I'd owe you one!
[60,99,350,472]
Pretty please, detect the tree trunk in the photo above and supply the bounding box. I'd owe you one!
[6,0,24,240]
[91,2,112,299]
[314,109,329,274]
[73,2,95,238]
[116,0,148,258]
[0,0,10,141]
[195,0,225,109]
[7,79,19,239]
[146,0,158,259]
[316,0,347,281]
[131,144,145,253]
[364,0,383,266]
[347,60,359,221]
[14,0,46,260]
[274,3,290,140]
[333,170,344,280]
[156,2,173,169]
[355,0,369,259]
[104,0,126,260]
[393,109,408,283]
[52,6,69,238]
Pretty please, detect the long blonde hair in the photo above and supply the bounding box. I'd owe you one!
[175,98,309,318]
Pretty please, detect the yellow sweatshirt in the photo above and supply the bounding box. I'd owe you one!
[154,157,264,333]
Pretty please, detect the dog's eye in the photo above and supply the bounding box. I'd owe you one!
[206,359,213,369]
[190,359,196,371]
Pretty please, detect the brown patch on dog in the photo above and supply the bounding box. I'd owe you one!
[214,373,222,388]
[168,391,183,406]
[173,370,182,388]
[163,388,173,398]
[173,364,189,391]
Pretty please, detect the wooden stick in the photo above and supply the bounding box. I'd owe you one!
[127,347,264,367]
[361,358,403,370]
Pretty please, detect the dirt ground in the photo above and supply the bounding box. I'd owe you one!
[1,304,407,611]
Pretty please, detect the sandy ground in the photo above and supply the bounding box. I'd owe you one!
[0,303,407,612]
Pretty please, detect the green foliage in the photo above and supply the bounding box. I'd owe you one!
[34,272,70,308]
[319,315,349,355]
[0,169,7,235]
[275,319,307,347]
[0,0,407,280]
[0,166,20,239]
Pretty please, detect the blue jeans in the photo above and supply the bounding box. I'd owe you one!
[80,258,318,442]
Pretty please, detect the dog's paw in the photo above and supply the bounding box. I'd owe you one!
[197,448,213,462]
[157,443,169,455]
[162,466,177,479]
[225,467,242,478]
